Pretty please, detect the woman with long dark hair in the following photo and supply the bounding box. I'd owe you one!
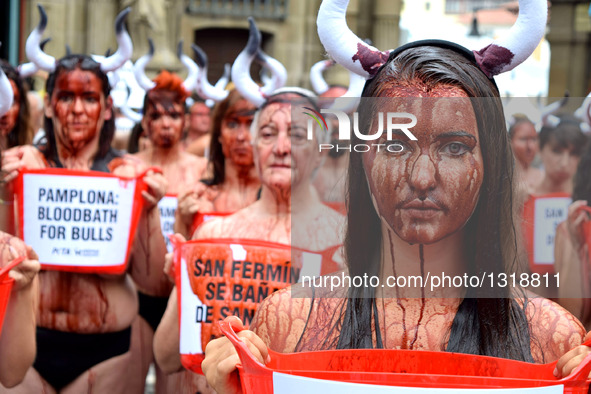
[0,60,33,150]
[174,88,260,238]
[201,0,591,392]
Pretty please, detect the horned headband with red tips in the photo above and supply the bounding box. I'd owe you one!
[133,39,199,94]
[25,4,133,74]
[317,0,547,82]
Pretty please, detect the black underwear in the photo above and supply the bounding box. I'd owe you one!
[33,326,131,391]
[138,291,169,331]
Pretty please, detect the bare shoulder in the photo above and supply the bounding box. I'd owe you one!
[0,231,26,265]
[250,286,313,353]
[109,154,147,177]
[192,211,243,240]
[523,295,585,362]
[181,152,208,174]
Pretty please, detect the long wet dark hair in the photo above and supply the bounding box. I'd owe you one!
[204,89,247,186]
[0,59,33,148]
[337,46,533,361]
[42,55,115,162]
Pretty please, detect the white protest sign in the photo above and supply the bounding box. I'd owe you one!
[19,170,143,273]
[533,196,571,264]
[158,195,178,253]
[273,373,563,394]
[179,255,204,355]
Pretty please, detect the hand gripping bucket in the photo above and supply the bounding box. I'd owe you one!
[219,321,591,394]
[0,257,24,336]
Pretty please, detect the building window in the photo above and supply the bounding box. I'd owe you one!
[186,0,289,20]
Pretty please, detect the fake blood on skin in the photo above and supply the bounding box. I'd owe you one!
[387,229,407,349]
[409,244,426,349]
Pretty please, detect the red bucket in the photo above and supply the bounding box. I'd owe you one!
[171,238,341,374]
[0,257,23,337]
[219,321,591,393]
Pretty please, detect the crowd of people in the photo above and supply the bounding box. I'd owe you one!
[0,0,591,393]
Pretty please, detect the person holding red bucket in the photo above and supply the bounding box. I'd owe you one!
[0,6,170,393]
[153,23,345,392]
[556,140,591,328]
[202,0,591,392]
[124,42,209,394]
[0,62,41,389]
[173,88,260,240]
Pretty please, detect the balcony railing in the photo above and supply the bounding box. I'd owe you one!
[186,0,289,20]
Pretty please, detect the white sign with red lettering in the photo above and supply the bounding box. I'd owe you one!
[158,195,178,253]
[21,172,140,272]
[533,197,571,264]
[272,373,563,393]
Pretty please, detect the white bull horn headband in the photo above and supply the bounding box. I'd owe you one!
[317,0,547,80]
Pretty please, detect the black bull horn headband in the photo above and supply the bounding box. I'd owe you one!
[25,4,133,74]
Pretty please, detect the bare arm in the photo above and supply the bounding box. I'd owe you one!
[526,296,586,365]
[1,145,47,234]
[153,286,184,374]
[112,161,170,295]
[0,237,40,387]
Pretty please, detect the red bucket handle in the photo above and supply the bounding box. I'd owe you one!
[218,320,273,376]
[0,256,25,278]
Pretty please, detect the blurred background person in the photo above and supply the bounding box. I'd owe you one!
[0,60,33,150]
[184,99,211,156]
[509,116,543,194]
[174,89,260,239]
[555,140,591,328]
[533,121,587,196]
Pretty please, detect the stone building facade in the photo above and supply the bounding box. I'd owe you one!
[12,0,401,90]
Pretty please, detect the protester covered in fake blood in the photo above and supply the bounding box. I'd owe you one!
[184,100,212,155]
[132,67,208,194]
[533,121,586,196]
[201,1,591,392]
[174,88,260,239]
[509,117,544,194]
[0,66,40,389]
[0,61,34,151]
[0,7,169,393]
[124,47,208,393]
[555,141,591,329]
[153,89,345,393]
